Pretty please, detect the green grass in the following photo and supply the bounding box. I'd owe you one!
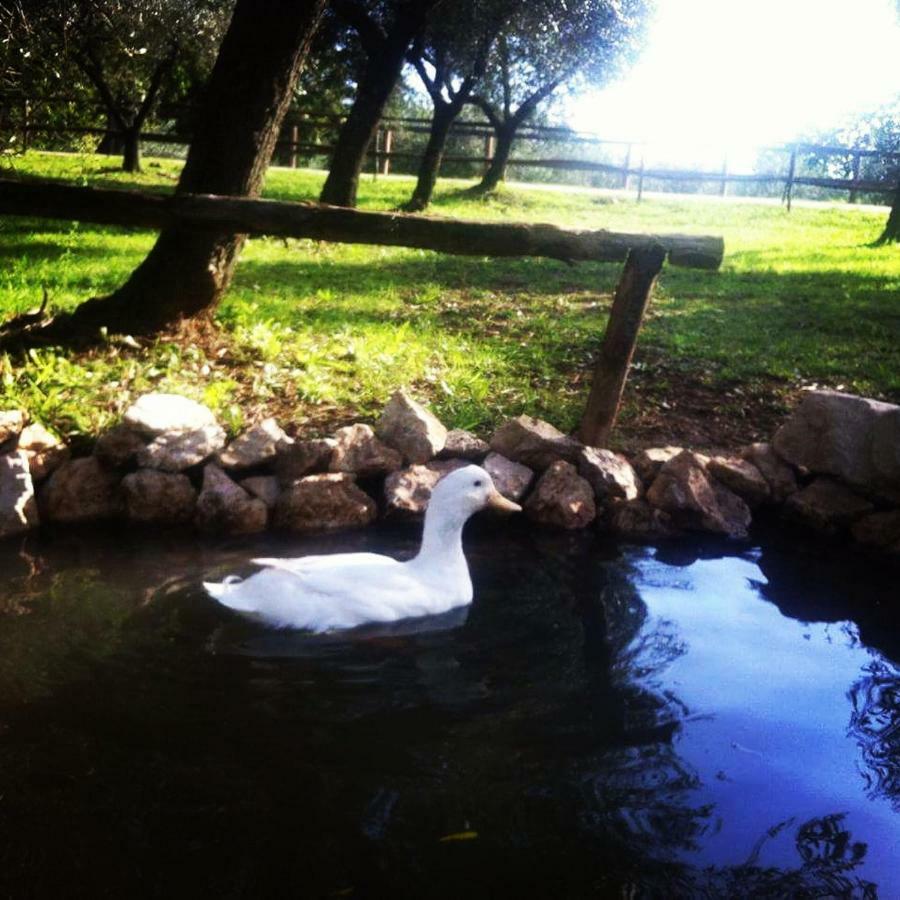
[1,150,898,449]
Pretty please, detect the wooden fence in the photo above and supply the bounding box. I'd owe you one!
[3,95,899,206]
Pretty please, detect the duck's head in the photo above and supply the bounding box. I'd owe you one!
[430,464,521,520]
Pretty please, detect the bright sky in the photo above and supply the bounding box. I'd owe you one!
[568,0,900,165]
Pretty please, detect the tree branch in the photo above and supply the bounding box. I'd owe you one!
[468,94,502,131]
[331,0,386,55]
[73,44,126,129]
[134,44,178,127]
[512,74,567,125]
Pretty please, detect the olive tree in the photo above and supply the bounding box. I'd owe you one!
[403,0,513,211]
[318,0,441,208]
[0,0,230,171]
[469,0,648,194]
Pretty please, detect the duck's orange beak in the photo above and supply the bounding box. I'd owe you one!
[486,489,521,514]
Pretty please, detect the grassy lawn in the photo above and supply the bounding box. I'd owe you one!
[1,150,898,451]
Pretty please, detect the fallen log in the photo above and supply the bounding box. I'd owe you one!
[0,178,724,269]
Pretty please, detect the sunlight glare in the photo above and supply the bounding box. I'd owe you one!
[568,0,900,163]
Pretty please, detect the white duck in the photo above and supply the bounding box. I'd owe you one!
[203,464,520,632]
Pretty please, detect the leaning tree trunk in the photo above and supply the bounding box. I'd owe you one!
[319,6,431,208]
[61,0,326,335]
[471,123,515,194]
[404,103,458,212]
[877,182,900,245]
[318,52,400,207]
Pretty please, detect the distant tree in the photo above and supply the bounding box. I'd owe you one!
[468,0,648,194]
[878,183,900,244]
[318,0,440,208]
[0,0,231,171]
[810,96,900,244]
[403,0,512,211]
[38,0,326,338]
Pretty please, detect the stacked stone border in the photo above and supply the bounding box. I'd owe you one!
[1,389,899,561]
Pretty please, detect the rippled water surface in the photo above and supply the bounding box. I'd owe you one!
[1,522,898,899]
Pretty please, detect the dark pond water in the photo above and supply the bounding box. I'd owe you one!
[0,521,898,899]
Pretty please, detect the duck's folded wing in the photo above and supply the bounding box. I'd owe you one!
[226,556,433,631]
[251,553,393,576]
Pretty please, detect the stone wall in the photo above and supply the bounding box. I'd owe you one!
[1,389,898,560]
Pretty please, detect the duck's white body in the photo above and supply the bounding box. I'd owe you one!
[203,465,519,632]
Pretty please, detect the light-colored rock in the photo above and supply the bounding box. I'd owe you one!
[524,460,596,530]
[0,410,25,446]
[783,477,874,536]
[773,390,900,500]
[646,450,751,538]
[216,418,289,470]
[851,510,900,555]
[329,424,403,478]
[578,447,642,503]
[707,456,770,509]
[94,425,147,468]
[631,446,683,484]
[121,470,197,524]
[490,415,582,470]
[438,429,489,461]
[483,452,534,502]
[375,390,447,464]
[137,423,227,473]
[275,473,377,532]
[607,498,678,541]
[239,475,280,509]
[123,393,219,437]
[741,442,798,504]
[383,459,468,516]
[17,423,70,483]
[195,464,268,534]
[276,437,336,486]
[41,457,121,523]
[0,451,39,538]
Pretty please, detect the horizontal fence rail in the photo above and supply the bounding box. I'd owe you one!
[0,177,725,268]
[3,95,898,205]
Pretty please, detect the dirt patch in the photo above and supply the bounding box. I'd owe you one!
[611,350,800,454]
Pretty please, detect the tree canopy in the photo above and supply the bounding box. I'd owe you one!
[1,0,232,169]
[469,0,649,192]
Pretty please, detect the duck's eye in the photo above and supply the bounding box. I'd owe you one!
[474,480,483,487]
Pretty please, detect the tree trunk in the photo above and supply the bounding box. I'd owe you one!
[121,126,141,173]
[60,0,326,335]
[96,113,124,156]
[405,103,457,212]
[876,182,900,245]
[319,7,431,208]
[471,123,515,194]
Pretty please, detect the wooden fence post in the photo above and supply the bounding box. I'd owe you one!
[382,128,392,175]
[636,152,645,202]
[483,133,494,175]
[21,98,30,153]
[621,143,632,190]
[783,145,797,211]
[719,153,728,197]
[290,124,299,169]
[849,150,861,203]
[373,127,381,180]
[578,244,667,447]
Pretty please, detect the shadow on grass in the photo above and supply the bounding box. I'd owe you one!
[236,253,622,298]
[0,238,125,264]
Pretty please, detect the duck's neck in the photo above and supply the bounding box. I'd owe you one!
[412,504,468,570]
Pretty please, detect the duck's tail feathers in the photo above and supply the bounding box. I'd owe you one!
[203,575,256,612]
